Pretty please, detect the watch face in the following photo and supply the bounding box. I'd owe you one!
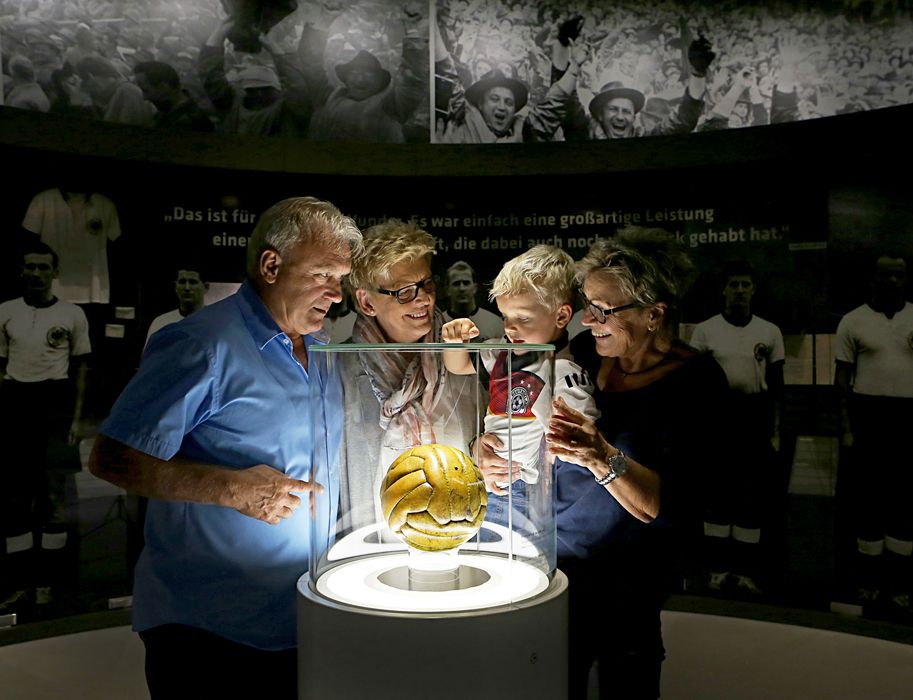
[609,452,628,477]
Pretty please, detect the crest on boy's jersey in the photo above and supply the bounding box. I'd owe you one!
[489,368,544,418]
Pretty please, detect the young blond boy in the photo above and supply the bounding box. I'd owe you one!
[443,245,598,493]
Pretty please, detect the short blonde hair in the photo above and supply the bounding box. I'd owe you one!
[347,219,436,291]
[489,245,576,313]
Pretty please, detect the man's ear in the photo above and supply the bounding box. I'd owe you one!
[259,248,281,284]
[354,288,377,316]
[555,303,573,329]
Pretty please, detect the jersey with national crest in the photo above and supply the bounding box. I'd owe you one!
[479,336,599,484]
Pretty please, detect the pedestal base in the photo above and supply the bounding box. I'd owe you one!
[297,564,568,700]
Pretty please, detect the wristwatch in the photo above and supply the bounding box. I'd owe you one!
[595,450,628,486]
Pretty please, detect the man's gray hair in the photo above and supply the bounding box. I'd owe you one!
[246,197,362,281]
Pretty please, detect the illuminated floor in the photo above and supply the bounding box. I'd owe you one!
[2,612,912,700]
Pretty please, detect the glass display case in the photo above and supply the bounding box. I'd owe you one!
[298,343,568,699]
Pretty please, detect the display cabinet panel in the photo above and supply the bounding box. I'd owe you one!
[308,342,558,614]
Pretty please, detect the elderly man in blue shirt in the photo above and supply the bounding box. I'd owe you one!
[89,197,362,699]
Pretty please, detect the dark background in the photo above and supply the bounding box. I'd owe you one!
[1,98,912,635]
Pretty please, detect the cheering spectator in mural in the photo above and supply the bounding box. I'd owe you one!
[433,19,581,143]
[134,60,214,132]
[4,55,51,112]
[199,17,310,138]
[22,29,64,97]
[557,25,717,140]
[172,47,213,114]
[699,67,769,131]
[63,23,101,71]
[653,59,684,99]
[49,65,98,119]
[298,2,429,143]
[768,32,812,125]
[75,55,156,126]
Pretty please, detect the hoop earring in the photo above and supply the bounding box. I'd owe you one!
[647,325,656,333]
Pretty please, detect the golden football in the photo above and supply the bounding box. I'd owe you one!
[380,443,488,552]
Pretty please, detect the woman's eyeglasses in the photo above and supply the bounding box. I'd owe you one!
[376,277,436,304]
[582,295,639,324]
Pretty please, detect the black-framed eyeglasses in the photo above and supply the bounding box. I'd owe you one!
[376,277,436,304]
[582,295,639,324]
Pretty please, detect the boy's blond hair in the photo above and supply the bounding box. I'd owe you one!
[347,219,436,291]
[489,245,576,313]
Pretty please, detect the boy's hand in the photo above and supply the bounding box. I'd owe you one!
[442,318,479,343]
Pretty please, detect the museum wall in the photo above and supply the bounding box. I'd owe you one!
[2,100,912,635]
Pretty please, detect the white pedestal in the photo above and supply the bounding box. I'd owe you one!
[297,561,568,700]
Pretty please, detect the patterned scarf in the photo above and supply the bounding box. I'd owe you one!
[351,309,445,447]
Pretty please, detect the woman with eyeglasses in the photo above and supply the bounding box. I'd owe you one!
[339,219,479,532]
[545,227,730,700]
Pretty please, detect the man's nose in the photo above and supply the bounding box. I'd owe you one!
[326,279,343,302]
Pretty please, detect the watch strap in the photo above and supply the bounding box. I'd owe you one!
[595,450,626,486]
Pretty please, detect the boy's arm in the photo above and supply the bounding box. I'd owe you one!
[442,318,479,375]
[555,358,600,421]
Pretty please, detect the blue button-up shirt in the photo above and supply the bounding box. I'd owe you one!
[101,281,337,649]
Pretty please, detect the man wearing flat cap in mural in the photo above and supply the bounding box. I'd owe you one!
[433,20,580,143]
[640,96,675,133]
[300,2,428,143]
[556,26,717,140]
